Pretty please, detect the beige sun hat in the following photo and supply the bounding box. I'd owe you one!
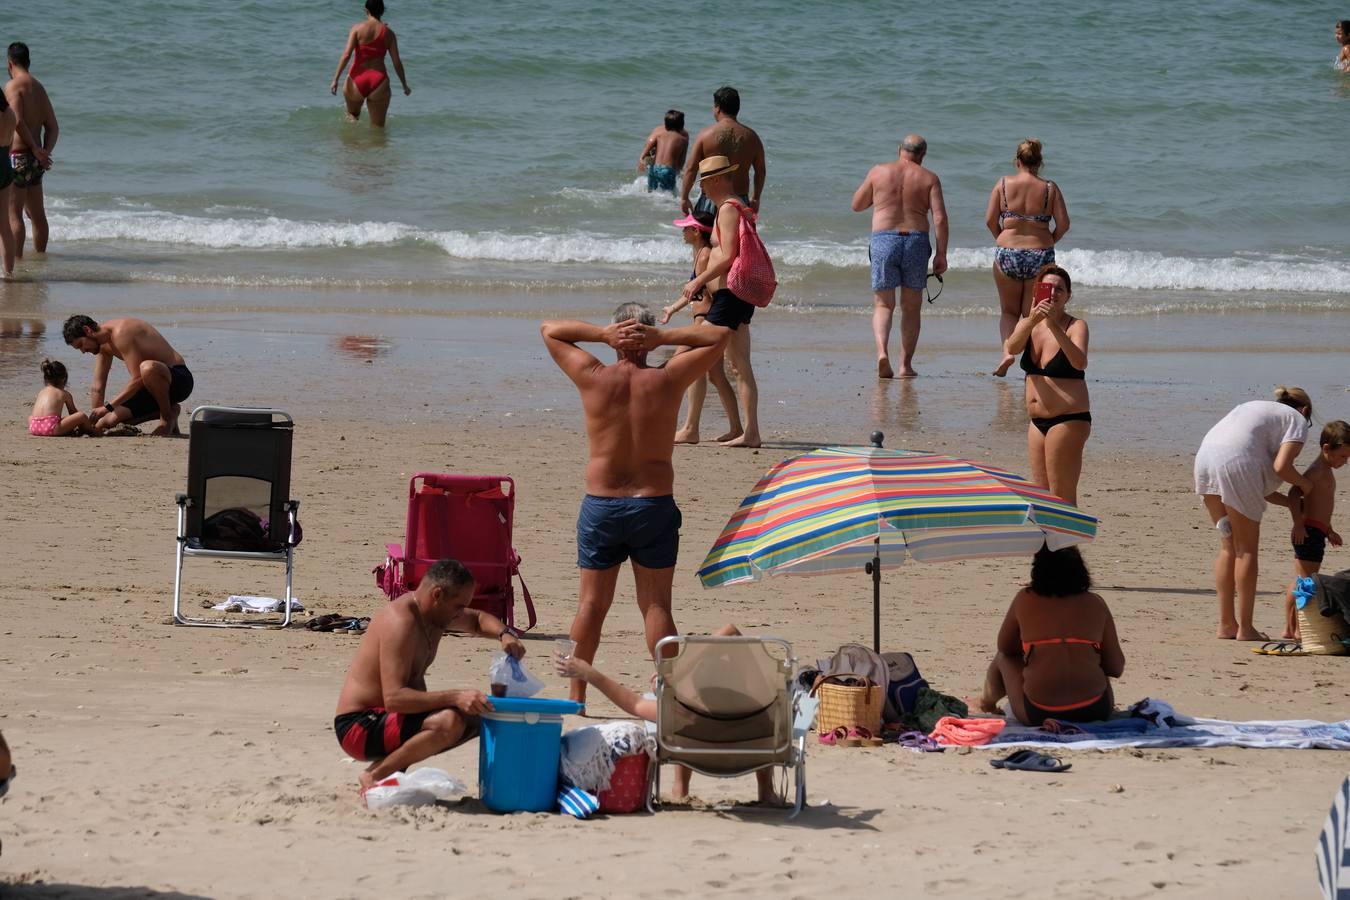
[697,155,739,180]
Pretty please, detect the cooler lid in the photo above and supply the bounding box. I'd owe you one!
[486,697,583,716]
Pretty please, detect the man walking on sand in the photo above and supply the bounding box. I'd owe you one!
[5,43,57,257]
[680,86,766,217]
[638,109,688,194]
[852,134,949,379]
[542,304,730,704]
[334,558,525,791]
[63,314,195,436]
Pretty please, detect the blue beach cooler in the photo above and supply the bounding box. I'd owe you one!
[478,697,581,813]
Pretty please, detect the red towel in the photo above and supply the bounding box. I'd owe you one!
[929,716,1006,746]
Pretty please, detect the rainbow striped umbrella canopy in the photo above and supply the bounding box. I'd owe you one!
[698,446,1098,594]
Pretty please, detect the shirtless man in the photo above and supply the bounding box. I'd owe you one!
[334,558,525,791]
[851,135,949,379]
[62,314,195,436]
[5,43,57,256]
[638,110,689,194]
[679,86,766,217]
[542,304,730,704]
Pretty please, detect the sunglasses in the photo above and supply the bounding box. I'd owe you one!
[924,272,944,304]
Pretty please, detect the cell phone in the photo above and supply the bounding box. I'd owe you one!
[1034,281,1054,304]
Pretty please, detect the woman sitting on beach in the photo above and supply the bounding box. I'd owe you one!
[661,212,741,444]
[1003,264,1090,505]
[329,0,410,128]
[979,546,1124,726]
[987,139,1070,377]
[1194,386,1314,641]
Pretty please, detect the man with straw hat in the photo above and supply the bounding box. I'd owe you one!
[681,155,762,448]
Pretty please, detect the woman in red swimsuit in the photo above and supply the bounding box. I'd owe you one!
[330,0,411,128]
[978,546,1126,726]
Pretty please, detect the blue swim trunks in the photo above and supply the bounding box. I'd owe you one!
[869,230,931,292]
[577,495,682,570]
[647,164,677,193]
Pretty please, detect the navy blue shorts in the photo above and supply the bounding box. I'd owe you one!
[577,494,682,570]
[869,230,931,292]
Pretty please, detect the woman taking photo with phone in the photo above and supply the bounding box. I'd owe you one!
[987,139,1070,377]
[1004,265,1090,505]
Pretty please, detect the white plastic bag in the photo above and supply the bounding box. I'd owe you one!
[364,767,467,810]
[487,651,544,698]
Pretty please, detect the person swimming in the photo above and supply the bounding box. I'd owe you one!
[329,0,411,128]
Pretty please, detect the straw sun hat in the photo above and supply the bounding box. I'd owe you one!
[697,155,739,180]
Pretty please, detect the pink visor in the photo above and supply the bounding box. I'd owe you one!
[672,214,712,233]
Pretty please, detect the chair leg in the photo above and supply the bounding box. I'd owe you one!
[791,760,806,819]
[172,541,187,625]
[645,760,660,814]
[280,548,294,628]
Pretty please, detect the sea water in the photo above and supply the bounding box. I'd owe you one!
[7,0,1348,316]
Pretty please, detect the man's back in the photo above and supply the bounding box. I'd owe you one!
[4,72,53,153]
[695,120,762,197]
[336,598,430,714]
[652,129,688,168]
[578,362,682,497]
[108,317,185,368]
[867,160,938,232]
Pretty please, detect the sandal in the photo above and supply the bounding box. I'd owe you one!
[895,731,944,752]
[1252,641,1306,656]
[849,726,882,747]
[306,614,348,632]
[818,726,849,747]
[990,749,1071,773]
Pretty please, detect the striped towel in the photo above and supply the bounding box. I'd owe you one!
[557,786,599,819]
[1319,775,1349,900]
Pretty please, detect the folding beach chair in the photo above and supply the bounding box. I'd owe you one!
[647,635,817,817]
[375,473,536,632]
[172,407,301,629]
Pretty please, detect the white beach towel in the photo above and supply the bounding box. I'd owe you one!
[560,721,653,793]
[212,595,304,613]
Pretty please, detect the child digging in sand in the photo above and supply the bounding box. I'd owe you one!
[28,360,94,437]
[1283,420,1349,639]
[553,624,778,805]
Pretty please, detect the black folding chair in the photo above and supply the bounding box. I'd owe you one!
[172,406,300,628]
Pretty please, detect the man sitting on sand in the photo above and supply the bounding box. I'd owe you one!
[62,314,195,436]
[542,304,729,704]
[334,558,525,791]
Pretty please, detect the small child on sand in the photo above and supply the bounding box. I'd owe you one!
[554,624,777,805]
[1284,420,1349,638]
[28,360,93,437]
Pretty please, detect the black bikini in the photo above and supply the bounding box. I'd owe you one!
[1021,323,1090,435]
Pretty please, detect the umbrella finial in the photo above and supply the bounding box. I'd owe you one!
[870,431,884,448]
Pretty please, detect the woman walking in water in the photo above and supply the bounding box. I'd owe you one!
[1003,265,1090,506]
[986,139,1070,377]
[330,1,410,127]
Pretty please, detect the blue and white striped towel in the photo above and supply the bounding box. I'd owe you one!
[557,786,599,819]
[1318,775,1350,900]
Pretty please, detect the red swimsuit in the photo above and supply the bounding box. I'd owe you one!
[349,24,389,97]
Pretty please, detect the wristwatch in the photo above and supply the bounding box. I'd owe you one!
[103,403,115,415]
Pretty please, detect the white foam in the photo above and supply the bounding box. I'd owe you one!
[44,206,1350,294]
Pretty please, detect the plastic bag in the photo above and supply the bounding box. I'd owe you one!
[364,767,467,810]
[487,651,544,698]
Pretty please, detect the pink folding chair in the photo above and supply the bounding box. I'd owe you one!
[375,474,536,632]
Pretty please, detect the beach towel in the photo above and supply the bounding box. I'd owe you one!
[560,721,652,793]
[977,699,1350,751]
[211,595,304,613]
[1317,775,1350,900]
[930,716,1006,746]
[557,785,600,819]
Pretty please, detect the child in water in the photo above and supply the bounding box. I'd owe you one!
[29,360,94,437]
[1336,20,1350,70]
[1283,420,1349,638]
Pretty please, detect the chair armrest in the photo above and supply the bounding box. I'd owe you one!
[284,499,300,511]
[385,543,404,559]
[175,493,189,506]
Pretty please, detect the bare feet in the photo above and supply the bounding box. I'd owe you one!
[674,428,699,445]
[721,433,761,449]
[151,419,174,437]
[1235,628,1269,642]
[1216,627,1238,639]
[1280,630,1297,640]
[898,368,918,378]
[713,429,743,442]
[878,357,894,379]
[992,355,1015,377]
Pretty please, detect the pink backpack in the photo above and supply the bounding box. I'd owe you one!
[722,200,777,308]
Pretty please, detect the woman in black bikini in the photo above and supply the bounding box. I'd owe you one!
[1004,264,1090,505]
[978,546,1125,726]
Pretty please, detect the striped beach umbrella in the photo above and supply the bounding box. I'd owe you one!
[696,435,1098,650]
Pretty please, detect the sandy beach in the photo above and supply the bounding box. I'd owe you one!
[2,380,1347,897]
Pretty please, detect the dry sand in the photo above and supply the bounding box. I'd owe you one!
[1,416,1347,899]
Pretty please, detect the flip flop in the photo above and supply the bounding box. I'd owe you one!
[990,749,1071,773]
[849,726,883,747]
[306,614,348,632]
[818,726,849,747]
[895,731,944,752]
[1252,641,1306,656]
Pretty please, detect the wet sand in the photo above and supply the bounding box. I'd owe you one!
[1,280,1348,898]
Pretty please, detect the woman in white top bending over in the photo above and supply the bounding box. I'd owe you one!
[1194,386,1315,640]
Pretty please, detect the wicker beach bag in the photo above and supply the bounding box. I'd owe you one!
[1297,605,1350,656]
[811,673,883,735]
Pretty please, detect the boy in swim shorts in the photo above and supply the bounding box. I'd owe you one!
[1283,420,1349,638]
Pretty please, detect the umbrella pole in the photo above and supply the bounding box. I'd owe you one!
[865,535,881,652]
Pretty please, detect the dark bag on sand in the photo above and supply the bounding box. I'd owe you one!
[201,508,283,553]
[881,652,930,721]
